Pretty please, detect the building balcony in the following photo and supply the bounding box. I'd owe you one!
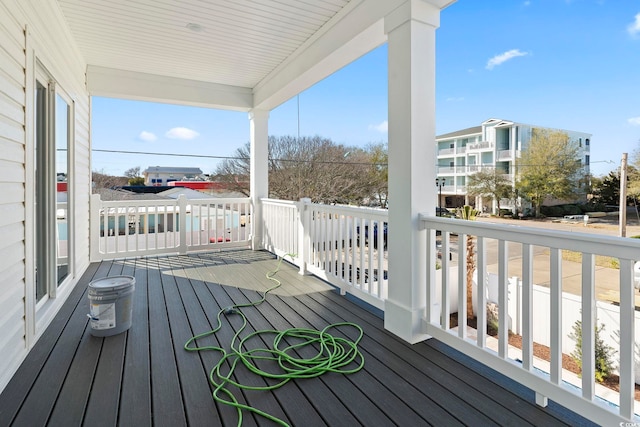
[437,146,468,157]
[437,147,455,156]
[1,195,636,425]
[497,150,513,160]
[467,141,494,151]
[438,165,467,174]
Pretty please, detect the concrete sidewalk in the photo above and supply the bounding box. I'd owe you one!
[477,213,640,307]
[485,252,640,307]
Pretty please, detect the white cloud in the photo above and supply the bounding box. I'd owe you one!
[165,127,200,140]
[627,13,640,37]
[628,116,640,126]
[138,131,157,142]
[446,97,465,102]
[523,1,531,6]
[368,120,388,133]
[485,49,528,70]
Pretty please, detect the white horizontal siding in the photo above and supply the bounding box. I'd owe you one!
[73,95,91,275]
[0,263,25,325]
[0,158,24,183]
[0,89,24,125]
[0,0,27,395]
[0,0,91,395]
[0,319,25,385]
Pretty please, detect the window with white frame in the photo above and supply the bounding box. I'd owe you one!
[34,62,74,304]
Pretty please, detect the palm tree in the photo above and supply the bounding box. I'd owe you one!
[456,205,479,319]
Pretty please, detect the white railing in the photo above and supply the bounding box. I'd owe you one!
[467,164,496,173]
[420,215,640,425]
[497,149,512,160]
[261,198,388,310]
[90,194,251,260]
[262,198,300,262]
[90,193,640,422]
[438,148,455,155]
[467,141,493,150]
[455,165,467,173]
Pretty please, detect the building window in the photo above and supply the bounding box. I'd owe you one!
[585,155,590,166]
[585,138,590,146]
[34,62,74,303]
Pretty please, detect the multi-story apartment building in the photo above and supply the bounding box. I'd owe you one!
[435,118,591,214]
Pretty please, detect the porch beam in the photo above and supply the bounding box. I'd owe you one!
[250,109,269,250]
[383,0,442,343]
[87,65,253,111]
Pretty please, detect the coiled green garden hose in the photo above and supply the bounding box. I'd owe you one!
[184,255,365,426]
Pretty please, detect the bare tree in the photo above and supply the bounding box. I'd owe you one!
[214,136,386,205]
[213,145,250,196]
[92,170,128,192]
[364,142,388,208]
[124,166,141,178]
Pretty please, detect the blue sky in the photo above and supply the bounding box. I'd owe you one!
[91,1,640,178]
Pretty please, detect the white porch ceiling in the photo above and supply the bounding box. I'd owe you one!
[56,0,453,110]
[57,0,349,89]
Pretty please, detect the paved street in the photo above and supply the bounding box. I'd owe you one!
[474,209,640,307]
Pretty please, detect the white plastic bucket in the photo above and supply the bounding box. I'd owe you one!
[88,275,135,337]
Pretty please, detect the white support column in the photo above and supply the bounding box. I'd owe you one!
[249,109,269,251]
[384,0,443,343]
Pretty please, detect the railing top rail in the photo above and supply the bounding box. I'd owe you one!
[420,214,640,259]
[309,203,388,218]
[261,198,298,207]
[98,197,250,208]
[261,198,389,219]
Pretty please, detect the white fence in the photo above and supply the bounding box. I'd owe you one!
[90,194,251,260]
[438,267,640,385]
[423,215,640,424]
[262,198,388,310]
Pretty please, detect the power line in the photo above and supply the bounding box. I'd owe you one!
[92,148,238,160]
[91,148,614,169]
[91,148,384,166]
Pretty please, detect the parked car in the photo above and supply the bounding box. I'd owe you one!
[356,223,387,250]
[436,207,455,217]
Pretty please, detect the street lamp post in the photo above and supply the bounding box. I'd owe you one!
[435,177,445,216]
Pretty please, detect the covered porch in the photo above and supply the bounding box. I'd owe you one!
[0,250,592,426]
[1,0,639,425]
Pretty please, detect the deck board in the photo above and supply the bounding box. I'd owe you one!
[147,257,188,427]
[119,258,152,427]
[0,250,598,427]
[85,332,127,426]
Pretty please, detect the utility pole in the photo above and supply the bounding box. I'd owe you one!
[619,152,628,237]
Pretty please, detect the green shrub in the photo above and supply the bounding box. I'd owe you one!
[568,320,615,383]
[562,204,583,215]
[581,201,606,213]
[540,205,564,217]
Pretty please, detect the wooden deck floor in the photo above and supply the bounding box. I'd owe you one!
[0,250,596,427]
